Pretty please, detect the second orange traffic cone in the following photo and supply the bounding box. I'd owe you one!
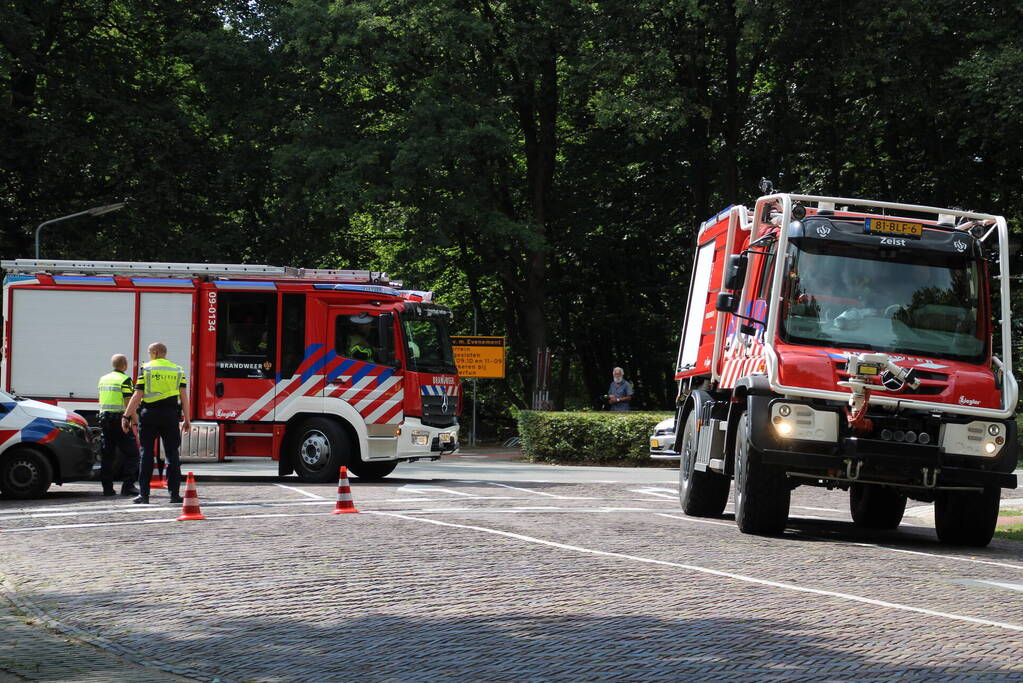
[176,472,206,521]
[332,466,359,514]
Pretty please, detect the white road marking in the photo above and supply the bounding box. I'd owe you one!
[849,543,1023,571]
[397,485,480,498]
[0,506,676,531]
[371,512,1023,633]
[274,484,326,500]
[485,482,587,499]
[628,488,678,500]
[656,513,733,528]
[395,485,432,495]
[973,580,1023,593]
[6,496,1022,576]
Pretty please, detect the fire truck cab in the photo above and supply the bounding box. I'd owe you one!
[674,193,1018,547]
[1,260,462,482]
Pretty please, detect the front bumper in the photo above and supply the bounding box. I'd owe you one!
[397,417,460,459]
[50,431,96,483]
[760,437,1017,490]
[748,395,1018,490]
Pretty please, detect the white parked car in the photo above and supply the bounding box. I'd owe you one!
[649,417,678,460]
[0,390,94,498]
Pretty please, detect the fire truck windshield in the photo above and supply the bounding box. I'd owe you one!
[780,242,984,362]
[400,311,457,374]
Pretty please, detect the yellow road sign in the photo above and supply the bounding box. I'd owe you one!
[451,336,506,379]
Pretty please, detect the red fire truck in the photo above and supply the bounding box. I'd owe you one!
[1,260,461,482]
[673,192,1017,546]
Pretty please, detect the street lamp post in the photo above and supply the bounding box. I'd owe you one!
[34,201,128,259]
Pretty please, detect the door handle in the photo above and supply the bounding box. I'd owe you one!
[215,382,224,398]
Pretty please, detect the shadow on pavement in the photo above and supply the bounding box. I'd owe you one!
[2,597,1019,682]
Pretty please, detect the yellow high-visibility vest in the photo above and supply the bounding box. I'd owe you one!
[97,370,132,413]
[138,358,187,403]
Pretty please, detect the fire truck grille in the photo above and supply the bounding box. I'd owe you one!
[835,365,948,396]
[421,395,457,428]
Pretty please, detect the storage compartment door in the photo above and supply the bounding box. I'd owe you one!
[138,292,195,377]
[10,290,134,398]
[679,241,716,370]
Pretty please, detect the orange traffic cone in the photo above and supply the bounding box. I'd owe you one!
[332,466,359,514]
[149,457,166,490]
[176,472,206,521]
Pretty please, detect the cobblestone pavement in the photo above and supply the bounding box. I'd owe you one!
[0,467,1021,682]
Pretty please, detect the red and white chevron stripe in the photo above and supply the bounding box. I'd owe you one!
[327,375,404,424]
[719,350,766,389]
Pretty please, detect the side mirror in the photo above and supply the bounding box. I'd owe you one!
[378,313,398,366]
[724,253,748,291]
[716,292,739,313]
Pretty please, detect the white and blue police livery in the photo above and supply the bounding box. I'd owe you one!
[0,390,94,498]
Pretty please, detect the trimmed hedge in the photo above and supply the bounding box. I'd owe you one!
[518,410,674,465]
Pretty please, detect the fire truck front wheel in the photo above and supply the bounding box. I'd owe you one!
[934,486,1000,547]
[678,411,730,517]
[734,411,790,536]
[849,484,907,529]
[289,418,351,483]
[0,447,54,499]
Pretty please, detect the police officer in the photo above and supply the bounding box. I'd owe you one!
[123,342,190,504]
[96,354,140,497]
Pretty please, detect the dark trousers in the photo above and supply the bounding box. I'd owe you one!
[99,413,140,492]
[137,405,182,497]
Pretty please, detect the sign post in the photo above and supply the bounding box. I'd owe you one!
[451,336,506,447]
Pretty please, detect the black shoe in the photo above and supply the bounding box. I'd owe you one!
[132,496,150,504]
[102,489,116,497]
[168,494,183,505]
[121,486,140,497]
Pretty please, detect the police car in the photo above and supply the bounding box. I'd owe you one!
[0,390,94,499]
[649,417,679,460]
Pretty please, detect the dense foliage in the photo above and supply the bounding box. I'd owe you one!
[3,1,1022,429]
[518,410,672,464]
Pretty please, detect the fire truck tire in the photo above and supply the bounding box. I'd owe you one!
[678,411,730,517]
[733,411,790,535]
[849,484,906,529]
[0,447,54,499]
[289,418,351,483]
[347,460,398,480]
[934,486,1000,547]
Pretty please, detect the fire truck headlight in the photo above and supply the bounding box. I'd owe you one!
[769,402,838,442]
[411,430,430,446]
[940,421,1006,457]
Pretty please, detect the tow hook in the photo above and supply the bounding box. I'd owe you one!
[922,467,940,488]
[844,458,863,481]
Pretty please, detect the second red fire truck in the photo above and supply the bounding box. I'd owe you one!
[1,260,462,484]
[672,191,1017,547]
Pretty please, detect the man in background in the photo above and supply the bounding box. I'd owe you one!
[607,367,633,411]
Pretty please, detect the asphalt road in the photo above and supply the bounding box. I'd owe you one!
[1,454,1021,681]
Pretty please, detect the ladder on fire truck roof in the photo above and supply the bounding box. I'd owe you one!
[0,259,402,286]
